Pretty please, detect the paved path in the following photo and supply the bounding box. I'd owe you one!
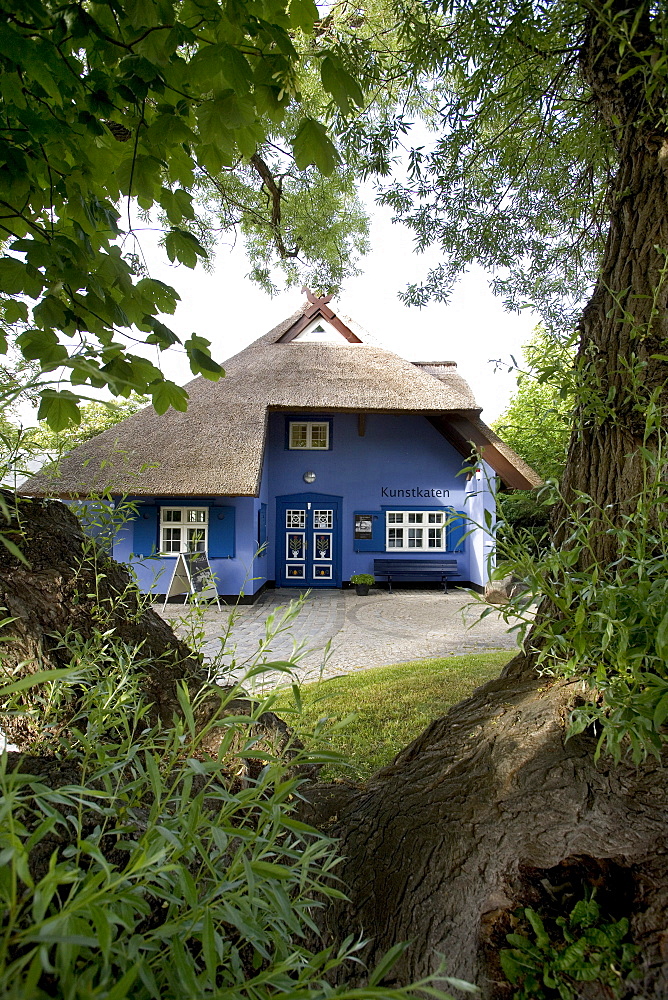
[158,587,521,687]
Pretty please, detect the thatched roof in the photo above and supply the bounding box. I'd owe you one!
[23,297,541,497]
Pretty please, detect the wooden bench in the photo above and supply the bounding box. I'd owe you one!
[373,558,459,593]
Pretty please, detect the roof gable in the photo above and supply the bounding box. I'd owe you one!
[277,290,362,344]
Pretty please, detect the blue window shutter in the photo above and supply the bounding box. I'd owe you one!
[446,510,467,552]
[132,506,158,557]
[209,506,235,557]
[353,511,385,551]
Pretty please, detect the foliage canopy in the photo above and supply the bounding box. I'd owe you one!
[0,0,377,430]
[492,329,573,482]
[368,0,666,325]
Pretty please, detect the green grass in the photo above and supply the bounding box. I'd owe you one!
[275,649,511,781]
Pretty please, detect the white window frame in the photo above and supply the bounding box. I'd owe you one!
[160,507,209,554]
[385,510,447,552]
[288,420,330,450]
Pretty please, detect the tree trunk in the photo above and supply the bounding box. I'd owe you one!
[304,663,668,998]
[301,6,668,997]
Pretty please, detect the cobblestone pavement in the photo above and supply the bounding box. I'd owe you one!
[158,586,522,687]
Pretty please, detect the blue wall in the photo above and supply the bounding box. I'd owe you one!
[111,412,485,597]
[263,412,472,584]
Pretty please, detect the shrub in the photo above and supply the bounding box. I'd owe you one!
[0,628,468,998]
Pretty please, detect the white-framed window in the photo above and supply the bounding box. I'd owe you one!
[288,421,329,450]
[385,510,446,551]
[160,507,208,554]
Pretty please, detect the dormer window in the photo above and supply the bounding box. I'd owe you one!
[289,420,330,450]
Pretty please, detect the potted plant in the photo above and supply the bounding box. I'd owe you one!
[350,573,374,596]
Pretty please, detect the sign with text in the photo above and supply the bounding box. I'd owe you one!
[163,552,221,610]
[381,487,450,499]
[354,514,373,539]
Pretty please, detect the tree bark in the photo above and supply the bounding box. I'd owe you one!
[304,662,668,998]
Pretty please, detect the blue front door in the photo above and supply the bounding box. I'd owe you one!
[276,493,341,587]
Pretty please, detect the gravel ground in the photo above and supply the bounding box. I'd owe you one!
[158,586,524,687]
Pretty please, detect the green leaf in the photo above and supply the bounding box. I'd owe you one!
[37,389,82,431]
[653,692,668,730]
[116,154,163,201]
[32,295,68,331]
[249,860,293,880]
[525,908,550,949]
[321,55,364,114]
[655,608,668,660]
[196,92,255,142]
[164,229,208,268]
[0,256,43,297]
[0,533,30,566]
[16,328,68,366]
[187,348,224,379]
[0,667,75,697]
[217,44,254,94]
[184,334,224,379]
[1,298,28,323]
[146,113,194,146]
[292,117,339,175]
[287,0,319,31]
[368,941,410,986]
[150,380,189,414]
[142,315,180,349]
[104,964,140,1000]
[159,187,195,225]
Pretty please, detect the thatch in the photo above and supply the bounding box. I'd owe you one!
[22,302,538,497]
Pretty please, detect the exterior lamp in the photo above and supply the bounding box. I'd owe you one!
[303,471,316,484]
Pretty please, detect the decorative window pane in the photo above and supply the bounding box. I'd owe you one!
[387,512,403,524]
[289,423,308,448]
[428,528,443,547]
[160,508,208,554]
[408,512,423,524]
[186,528,206,552]
[314,533,331,559]
[163,527,181,552]
[408,528,423,547]
[286,509,306,528]
[313,509,333,529]
[286,533,305,559]
[388,527,403,547]
[288,420,330,450]
[310,423,329,448]
[428,512,443,523]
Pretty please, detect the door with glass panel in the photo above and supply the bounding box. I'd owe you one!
[276,494,341,587]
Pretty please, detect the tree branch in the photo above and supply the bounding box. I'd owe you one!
[249,153,300,259]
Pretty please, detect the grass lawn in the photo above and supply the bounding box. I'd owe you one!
[275,649,512,781]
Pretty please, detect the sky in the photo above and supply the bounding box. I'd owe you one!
[13,191,540,430]
[132,196,540,425]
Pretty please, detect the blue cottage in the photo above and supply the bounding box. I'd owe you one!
[24,294,540,600]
